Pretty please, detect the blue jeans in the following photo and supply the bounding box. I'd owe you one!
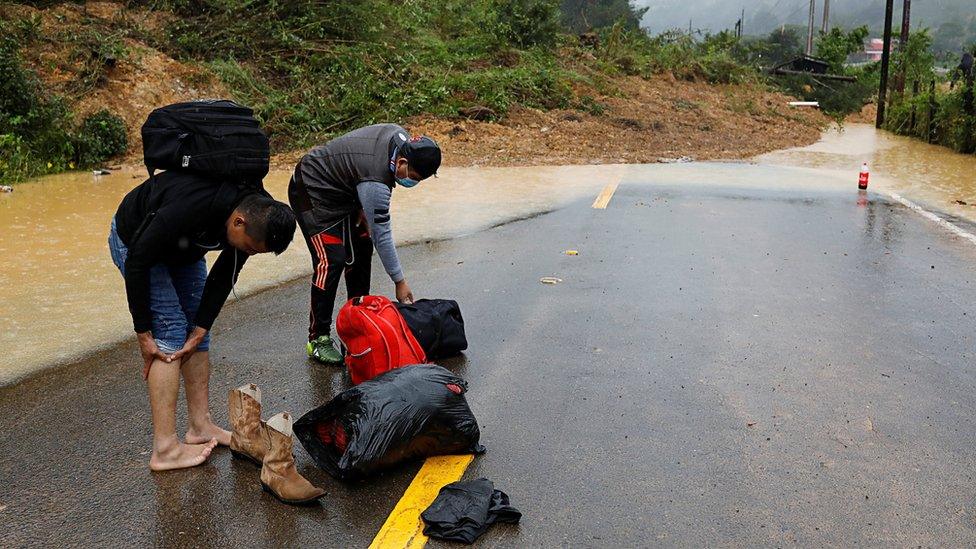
[108,217,211,354]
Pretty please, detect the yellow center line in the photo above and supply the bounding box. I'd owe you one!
[591,181,619,209]
[368,454,475,549]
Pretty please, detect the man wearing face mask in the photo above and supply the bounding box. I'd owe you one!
[289,124,441,364]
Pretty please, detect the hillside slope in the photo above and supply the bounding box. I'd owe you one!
[1,1,827,176]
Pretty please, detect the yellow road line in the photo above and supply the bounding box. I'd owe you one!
[369,454,475,549]
[591,181,619,209]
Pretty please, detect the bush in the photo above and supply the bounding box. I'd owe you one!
[885,31,975,154]
[189,0,579,149]
[0,24,75,183]
[491,0,561,49]
[0,21,128,183]
[75,110,128,166]
[775,69,878,119]
[885,80,976,154]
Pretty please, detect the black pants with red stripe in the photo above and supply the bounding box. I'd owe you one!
[289,178,373,340]
[301,220,372,340]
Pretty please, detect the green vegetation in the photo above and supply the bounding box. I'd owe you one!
[932,15,976,60]
[596,26,759,85]
[0,17,128,184]
[885,33,975,155]
[751,25,879,121]
[76,109,128,166]
[127,0,777,150]
[560,0,646,33]
[1,0,840,184]
[131,0,578,148]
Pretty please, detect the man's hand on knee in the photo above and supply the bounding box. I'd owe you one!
[137,331,171,380]
[168,326,208,364]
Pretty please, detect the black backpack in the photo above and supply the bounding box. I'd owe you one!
[395,299,468,359]
[141,99,270,181]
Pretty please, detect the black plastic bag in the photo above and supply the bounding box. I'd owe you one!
[396,299,468,359]
[294,365,484,480]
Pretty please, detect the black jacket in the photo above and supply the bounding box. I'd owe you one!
[114,171,262,333]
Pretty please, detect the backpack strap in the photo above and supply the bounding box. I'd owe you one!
[389,302,426,363]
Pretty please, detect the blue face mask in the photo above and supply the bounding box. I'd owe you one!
[390,146,420,188]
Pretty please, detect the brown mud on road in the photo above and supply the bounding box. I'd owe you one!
[277,75,829,168]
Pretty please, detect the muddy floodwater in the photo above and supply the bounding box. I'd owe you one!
[0,164,620,384]
[2,124,975,384]
[758,123,976,221]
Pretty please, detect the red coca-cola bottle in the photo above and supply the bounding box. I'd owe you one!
[858,162,869,190]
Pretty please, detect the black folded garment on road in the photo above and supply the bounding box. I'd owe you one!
[421,478,521,544]
[294,365,484,480]
[396,299,468,359]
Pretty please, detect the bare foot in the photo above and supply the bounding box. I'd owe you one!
[149,439,217,471]
[186,423,232,446]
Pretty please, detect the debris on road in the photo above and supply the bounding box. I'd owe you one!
[0,185,12,193]
[657,156,694,164]
[564,250,579,255]
[295,365,483,480]
[421,478,521,544]
[540,276,563,285]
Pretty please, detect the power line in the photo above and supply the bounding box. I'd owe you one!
[783,0,810,23]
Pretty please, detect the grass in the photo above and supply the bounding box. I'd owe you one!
[1,0,842,183]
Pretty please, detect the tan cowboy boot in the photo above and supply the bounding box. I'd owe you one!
[228,383,266,466]
[260,412,326,505]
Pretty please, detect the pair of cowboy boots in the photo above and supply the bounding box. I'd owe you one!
[228,384,325,505]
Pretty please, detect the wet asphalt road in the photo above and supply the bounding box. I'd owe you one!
[4,164,976,546]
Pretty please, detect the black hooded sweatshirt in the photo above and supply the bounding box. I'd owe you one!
[114,171,263,333]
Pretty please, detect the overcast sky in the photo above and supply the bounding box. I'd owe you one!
[633,0,970,37]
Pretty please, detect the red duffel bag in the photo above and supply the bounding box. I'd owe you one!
[336,295,427,384]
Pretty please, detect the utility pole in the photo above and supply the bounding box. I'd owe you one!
[821,0,830,33]
[741,7,745,36]
[899,0,911,46]
[806,0,816,56]
[896,0,911,93]
[876,0,895,128]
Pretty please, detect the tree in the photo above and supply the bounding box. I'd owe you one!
[893,30,935,85]
[816,26,869,72]
[765,26,803,67]
[933,20,967,55]
[560,0,648,33]
[493,0,562,48]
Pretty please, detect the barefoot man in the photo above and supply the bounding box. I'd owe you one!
[109,171,296,470]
